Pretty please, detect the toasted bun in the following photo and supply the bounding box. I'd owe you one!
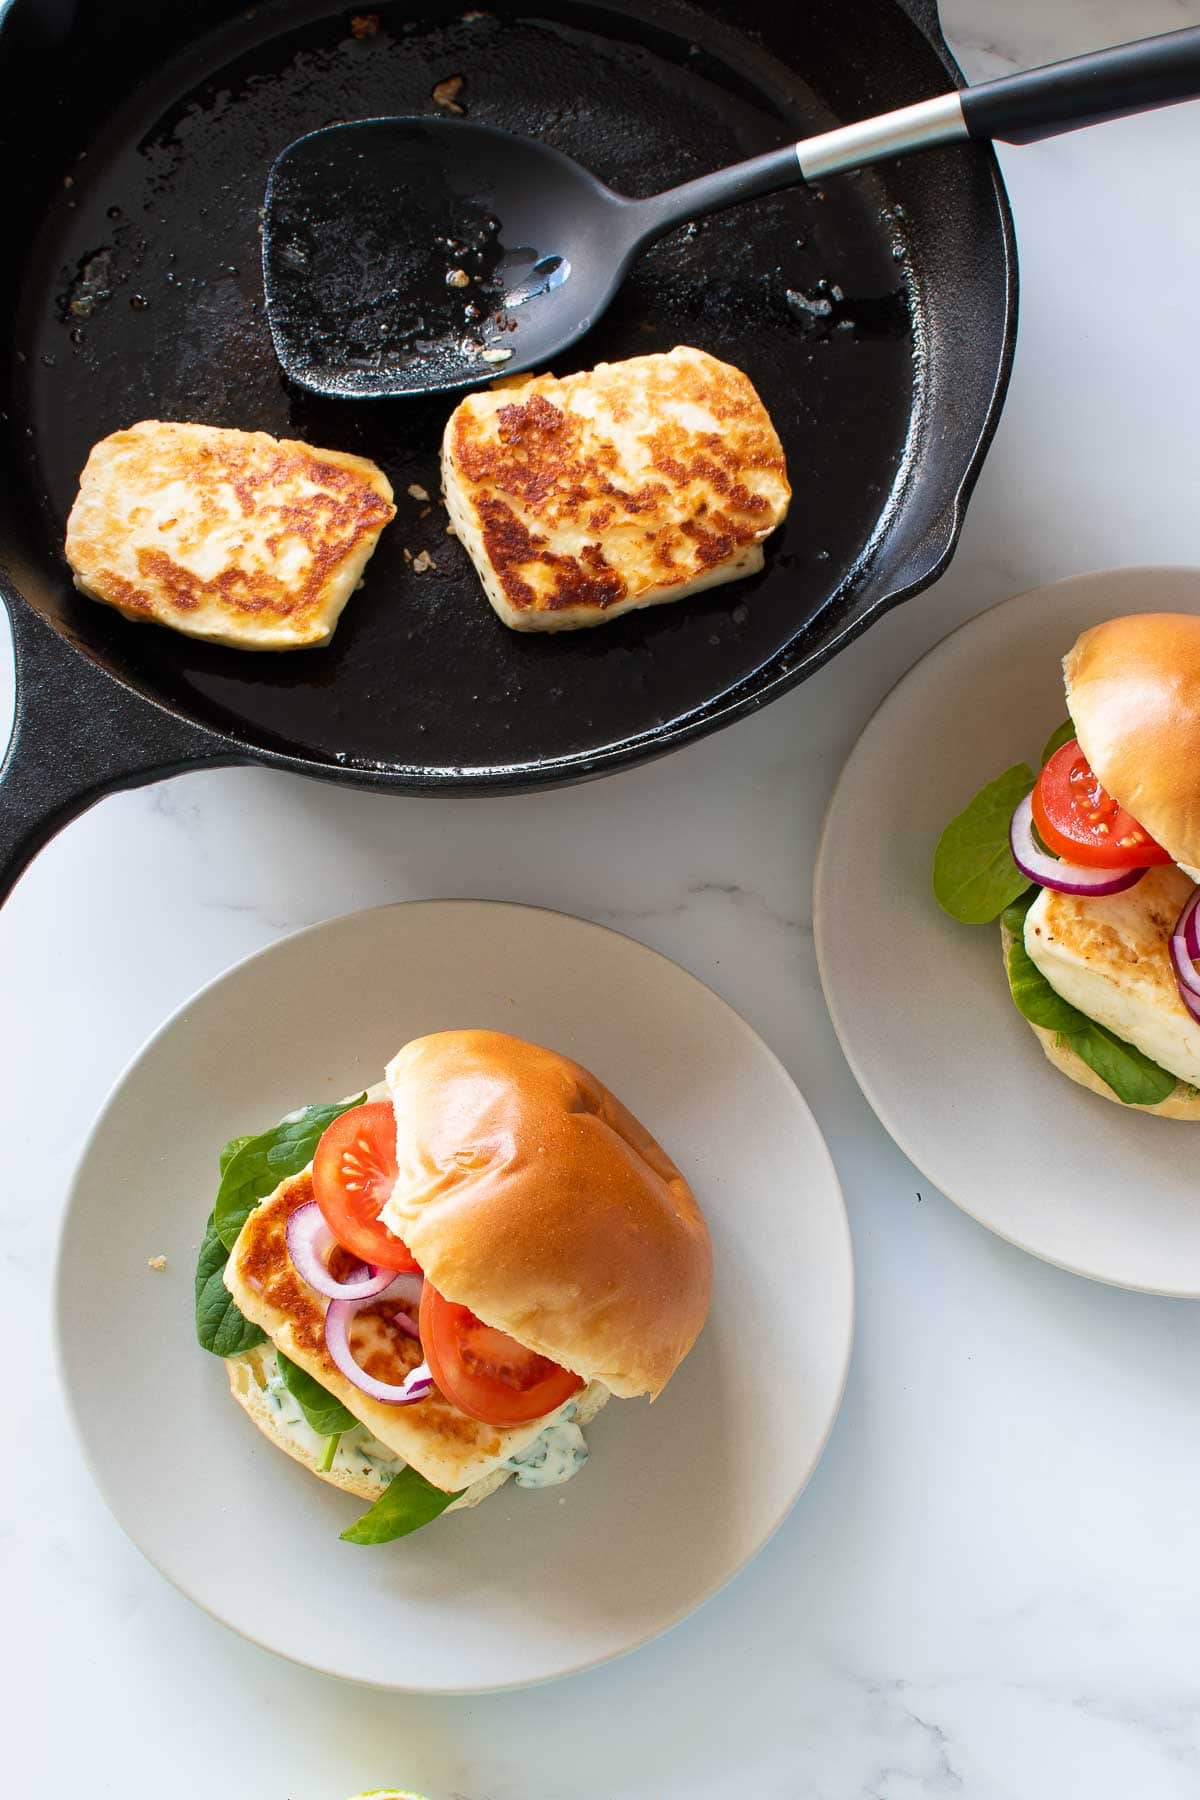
[224,1341,610,1511]
[999,923,1200,1120]
[381,1031,712,1399]
[1064,613,1200,868]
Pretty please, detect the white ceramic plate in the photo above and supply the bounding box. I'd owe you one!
[815,566,1200,1296]
[56,900,853,1692]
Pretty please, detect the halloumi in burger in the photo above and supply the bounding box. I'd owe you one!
[196,1031,711,1543]
[934,613,1200,1118]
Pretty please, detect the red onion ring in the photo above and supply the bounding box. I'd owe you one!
[324,1280,433,1405]
[1169,887,1200,1023]
[1009,796,1147,898]
[1186,901,1200,963]
[285,1202,398,1302]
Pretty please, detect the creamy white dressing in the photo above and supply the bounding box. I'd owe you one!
[259,1352,588,1494]
[501,1405,589,1489]
[263,1362,404,1490]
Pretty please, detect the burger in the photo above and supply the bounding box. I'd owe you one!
[195,1030,712,1543]
[933,612,1200,1118]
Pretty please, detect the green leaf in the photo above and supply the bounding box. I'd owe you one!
[213,1096,366,1251]
[340,1466,463,1545]
[1040,719,1077,767]
[1001,889,1038,935]
[194,1212,266,1356]
[933,764,1037,924]
[276,1350,359,1436]
[1005,906,1086,1032]
[219,1134,254,1177]
[318,1433,340,1473]
[1003,899,1177,1106]
[1069,1023,1179,1108]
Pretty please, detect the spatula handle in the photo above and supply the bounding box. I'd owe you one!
[642,23,1200,231]
[795,25,1200,180]
[960,24,1200,145]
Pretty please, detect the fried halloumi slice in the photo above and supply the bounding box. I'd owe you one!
[441,345,790,630]
[224,1339,607,1511]
[1022,864,1200,1094]
[65,420,395,649]
[224,1167,607,1494]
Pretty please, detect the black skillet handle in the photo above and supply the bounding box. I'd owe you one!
[962,26,1200,144]
[0,595,237,907]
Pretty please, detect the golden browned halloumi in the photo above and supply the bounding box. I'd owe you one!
[1023,864,1200,1088]
[441,345,790,630]
[65,420,395,649]
[224,1167,606,1493]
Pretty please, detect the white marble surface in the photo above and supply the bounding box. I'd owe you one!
[5,1,1200,1794]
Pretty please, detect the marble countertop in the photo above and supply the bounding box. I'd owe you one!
[5,1,1200,1794]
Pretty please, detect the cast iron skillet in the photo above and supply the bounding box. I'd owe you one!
[0,0,1016,900]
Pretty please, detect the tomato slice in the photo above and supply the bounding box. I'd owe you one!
[419,1283,583,1426]
[1031,739,1172,869]
[312,1101,420,1272]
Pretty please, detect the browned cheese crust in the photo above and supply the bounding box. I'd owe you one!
[441,346,790,630]
[65,420,395,649]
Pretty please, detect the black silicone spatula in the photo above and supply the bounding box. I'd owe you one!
[262,24,1200,399]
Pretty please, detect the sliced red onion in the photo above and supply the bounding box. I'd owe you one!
[392,1309,420,1339]
[1186,901,1200,963]
[324,1282,434,1405]
[1169,887,1200,1023]
[286,1203,398,1301]
[1009,796,1147,898]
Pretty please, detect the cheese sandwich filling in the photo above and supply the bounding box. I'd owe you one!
[1023,865,1200,1087]
[252,1344,588,1496]
[65,420,395,650]
[224,1166,604,1494]
[441,345,790,630]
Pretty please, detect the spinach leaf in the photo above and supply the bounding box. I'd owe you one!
[276,1350,359,1436]
[214,1096,365,1251]
[318,1434,339,1473]
[219,1134,254,1177]
[1070,1024,1178,1107]
[933,764,1037,924]
[197,1104,361,1355]
[1040,719,1077,766]
[1003,895,1177,1106]
[1001,891,1038,935]
[340,1467,463,1545]
[1003,897,1086,1032]
[194,1212,266,1356]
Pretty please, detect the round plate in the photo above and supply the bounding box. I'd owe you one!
[815,566,1200,1296]
[56,900,853,1691]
